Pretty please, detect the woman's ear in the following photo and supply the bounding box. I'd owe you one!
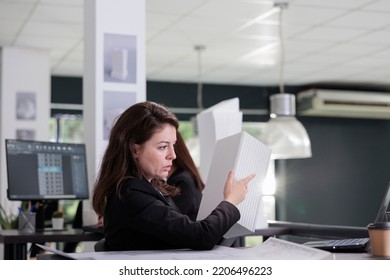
[132,144,140,158]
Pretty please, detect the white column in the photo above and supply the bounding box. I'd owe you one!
[83,0,146,224]
[0,47,50,218]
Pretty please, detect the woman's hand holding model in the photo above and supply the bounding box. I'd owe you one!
[223,170,256,206]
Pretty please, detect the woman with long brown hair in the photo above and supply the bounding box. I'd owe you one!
[92,101,255,251]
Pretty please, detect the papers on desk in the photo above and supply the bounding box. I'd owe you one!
[37,238,331,260]
[245,237,332,260]
[35,244,93,260]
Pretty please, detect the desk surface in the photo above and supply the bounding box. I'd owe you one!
[5,221,370,260]
[37,252,386,260]
[0,228,103,244]
[0,228,103,260]
[37,237,386,260]
[328,252,390,260]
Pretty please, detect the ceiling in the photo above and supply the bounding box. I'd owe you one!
[1,0,390,88]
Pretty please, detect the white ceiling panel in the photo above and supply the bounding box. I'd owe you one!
[351,30,390,45]
[327,11,390,29]
[291,0,375,9]
[31,5,83,23]
[0,0,389,87]
[15,36,78,51]
[284,6,348,25]
[293,27,366,42]
[41,0,83,5]
[321,43,385,57]
[193,0,273,18]
[358,0,390,12]
[0,20,24,34]
[146,0,206,14]
[0,2,35,20]
[146,13,183,31]
[20,21,82,37]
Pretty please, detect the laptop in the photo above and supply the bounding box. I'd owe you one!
[303,182,390,252]
[303,237,370,253]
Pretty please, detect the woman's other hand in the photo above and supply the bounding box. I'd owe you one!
[97,215,104,228]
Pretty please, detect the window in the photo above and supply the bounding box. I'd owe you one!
[49,114,84,144]
[48,114,84,231]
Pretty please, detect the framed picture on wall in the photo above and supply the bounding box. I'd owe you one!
[103,33,137,84]
[16,92,37,121]
[16,129,35,140]
[103,91,137,140]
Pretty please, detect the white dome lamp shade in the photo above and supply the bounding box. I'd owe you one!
[260,93,312,159]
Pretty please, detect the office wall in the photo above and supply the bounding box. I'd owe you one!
[276,117,390,227]
[52,76,390,227]
[146,81,275,122]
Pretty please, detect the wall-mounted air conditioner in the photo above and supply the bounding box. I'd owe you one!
[297,89,390,119]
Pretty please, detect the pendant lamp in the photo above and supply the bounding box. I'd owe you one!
[259,0,312,159]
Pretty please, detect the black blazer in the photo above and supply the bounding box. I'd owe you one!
[167,169,202,221]
[104,178,240,251]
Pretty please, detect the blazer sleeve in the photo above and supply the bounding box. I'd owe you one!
[121,182,240,250]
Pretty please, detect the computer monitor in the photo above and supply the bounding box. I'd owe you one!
[5,139,89,201]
